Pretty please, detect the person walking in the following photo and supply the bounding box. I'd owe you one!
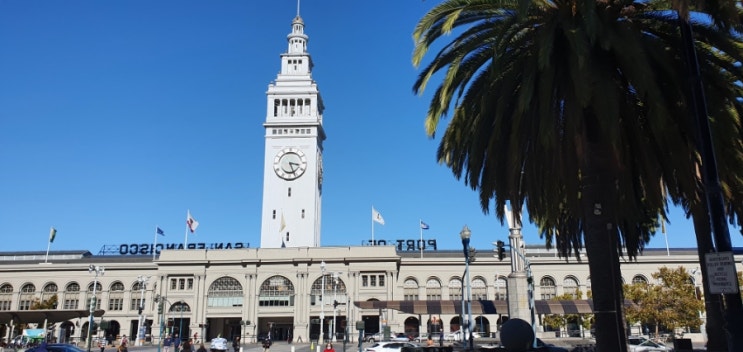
[261,338,272,352]
[117,341,128,352]
[196,343,207,352]
[323,343,335,352]
[180,339,193,352]
[99,338,105,352]
[174,335,180,352]
[232,337,240,352]
[164,335,173,352]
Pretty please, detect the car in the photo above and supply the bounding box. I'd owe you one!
[627,336,672,351]
[391,333,411,342]
[365,342,418,352]
[26,343,88,352]
[364,332,381,343]
[444,330,481,342]
[535,338,569,352]
[414,333,442,343]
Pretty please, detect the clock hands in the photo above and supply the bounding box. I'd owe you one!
[288,162,300,172]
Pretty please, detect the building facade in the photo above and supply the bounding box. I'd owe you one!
[0,246,723,345]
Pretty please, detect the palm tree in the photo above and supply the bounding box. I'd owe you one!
[412,0,743,351]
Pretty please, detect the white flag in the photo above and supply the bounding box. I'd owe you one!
[187,210,199,233]
[372,207,385,225]
[279,212,286,233]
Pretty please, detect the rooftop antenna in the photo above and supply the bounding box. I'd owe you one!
[297,0,301,16]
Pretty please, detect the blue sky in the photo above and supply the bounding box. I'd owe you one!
[1,0,740,255]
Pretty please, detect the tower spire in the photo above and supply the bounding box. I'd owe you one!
[297,0,300,17]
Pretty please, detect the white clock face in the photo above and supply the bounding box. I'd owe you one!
[273,148,307,180]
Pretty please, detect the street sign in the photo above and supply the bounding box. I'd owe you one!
[705,251,740,294]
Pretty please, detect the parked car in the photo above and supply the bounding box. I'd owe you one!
[26,344,88,352]
[535,338,570,352]
[391,333,411,342]
[627,336,672,351]
[365,342,418,352]
[414,333,442,343]
[444,330,481,342]
[364,332,381,343]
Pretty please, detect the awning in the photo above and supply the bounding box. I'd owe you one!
[354,300,508,315]
[0,309,105,324]
[354,299,628,315]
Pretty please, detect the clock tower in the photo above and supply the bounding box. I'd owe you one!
[260,11,325,248]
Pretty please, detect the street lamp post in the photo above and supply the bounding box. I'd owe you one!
[87,265,105,352]
[460,226,474,352]
[135,275,151,347]
[320,261,326,345]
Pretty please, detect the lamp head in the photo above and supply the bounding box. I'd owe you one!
[320,260,326,270]
[460,225,471,240]
[89,264,95,273]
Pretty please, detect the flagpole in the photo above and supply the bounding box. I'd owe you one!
[371,206,375,245]
[185,210,190,248]
[153,225,158,261]
[45,237,52,264]
[419,219,423,259]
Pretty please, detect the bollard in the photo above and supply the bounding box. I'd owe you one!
[291,346,295,352]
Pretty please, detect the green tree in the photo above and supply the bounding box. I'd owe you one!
[30,294,58,310]
[542,291,590,336]
[624,267,703,337]
[412,0,743,351]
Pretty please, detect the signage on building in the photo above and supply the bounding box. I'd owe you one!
[362,239,438,251]
[118,242,250,255]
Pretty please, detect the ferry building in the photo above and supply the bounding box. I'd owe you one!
[0,9,730,347]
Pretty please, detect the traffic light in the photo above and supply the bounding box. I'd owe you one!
[495,240,506,260]
[158,301,164,314]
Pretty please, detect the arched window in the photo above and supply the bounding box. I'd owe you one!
[170,301,191,313]
[426,278,442,300]
[258,276,294,307]
[404,278,419,301]
[632,275,648,285]
[494,276,507,300]
[19,283,36,310]
[539,277,556,300]
[0,284,13,311]
[42,283,58,307]
[207,277,244,307]
[448,278,462,301]
[109,282,125,311]
[63,282,80,310]
[310,274,347,306]
[563,276,579,298]
[472,277,487,300]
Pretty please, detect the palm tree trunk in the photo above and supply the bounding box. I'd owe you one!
[581,140,628,352]
[679,15,743,352]
[690,203,727,352]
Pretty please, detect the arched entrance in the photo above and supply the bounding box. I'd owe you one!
[169,301,191,342]
[403,317,419,338]
[448,316,462,333]
[473,316,490,337]
[58,322,75,344]
[102,320,121,345]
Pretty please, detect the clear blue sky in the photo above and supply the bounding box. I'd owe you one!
[1,0,740,255]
